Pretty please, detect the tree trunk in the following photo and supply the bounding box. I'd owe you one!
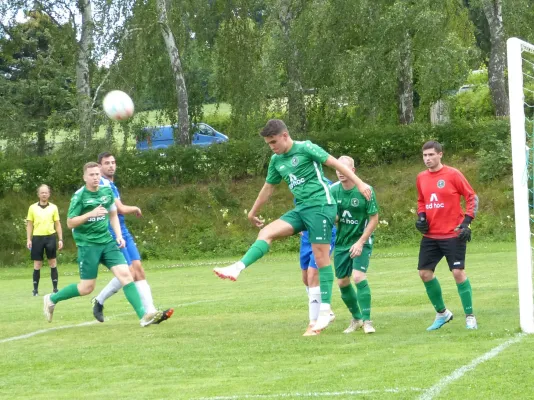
[279,1,306,134]
[36,126,46,156]
[482,0,509,116]
[156,0,190,145]
[76,0,94,146]
[398,32,414,125]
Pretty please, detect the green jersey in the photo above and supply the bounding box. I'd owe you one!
[331,181,379,248]
[67,185,116,246]
[265,140,333,206]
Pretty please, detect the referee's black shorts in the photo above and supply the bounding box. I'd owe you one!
[31,235,57,261]
[418,236,466,271]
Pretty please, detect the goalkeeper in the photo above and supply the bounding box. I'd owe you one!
[415,141,478,331]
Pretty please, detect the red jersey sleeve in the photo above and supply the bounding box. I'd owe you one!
[453,169,478,219]
[416,174,426,215]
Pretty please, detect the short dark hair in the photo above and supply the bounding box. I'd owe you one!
[260,119,288,137]
[422,141,443,153]
[83,161,100,173]
[97,151,114,164]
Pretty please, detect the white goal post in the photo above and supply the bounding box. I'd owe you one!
[508,37,534,334]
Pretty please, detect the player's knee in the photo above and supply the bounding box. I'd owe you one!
[34,261,43,270]
[78,282,95,296]
[338,277,351,287]
[257,229,274,244]
[115,266,134,285]
[419,269,434,282]
[48,259,57,268]
[132,262,145,280]
[452,268,466,283]
[352,272,366,284]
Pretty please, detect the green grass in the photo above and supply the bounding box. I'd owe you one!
[0,243,531,399]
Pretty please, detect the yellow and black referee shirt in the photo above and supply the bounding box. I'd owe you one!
[27,202,60,236]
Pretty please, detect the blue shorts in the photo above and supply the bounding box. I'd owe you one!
[299,231,336,270]
[120,234,141,266]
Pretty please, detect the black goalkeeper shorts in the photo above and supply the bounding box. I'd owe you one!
[418,236,466,271]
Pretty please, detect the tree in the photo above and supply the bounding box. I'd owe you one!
[464,0,508,116]
[156,0,190,144]
[276,0,307,133]
[0,10,77,154]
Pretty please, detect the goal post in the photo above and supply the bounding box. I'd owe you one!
[507,37,534,334]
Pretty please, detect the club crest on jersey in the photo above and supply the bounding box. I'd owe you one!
[351,198,359,207]
[291,156,299,167]
[100,195,109,203]
[437,179,445,189]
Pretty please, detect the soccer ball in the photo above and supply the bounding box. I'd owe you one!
[103,90,134,121]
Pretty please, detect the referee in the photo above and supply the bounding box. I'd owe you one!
[26,184,63,296]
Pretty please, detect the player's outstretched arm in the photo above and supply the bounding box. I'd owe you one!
[324,156,371,200]
[248,183,275,228]
[115,198,142,217]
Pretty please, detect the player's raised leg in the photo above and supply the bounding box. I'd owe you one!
[214,219,294,281]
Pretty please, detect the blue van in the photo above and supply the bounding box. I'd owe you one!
[136,123,228,150]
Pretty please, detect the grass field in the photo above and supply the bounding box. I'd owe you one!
[1,243,533,400]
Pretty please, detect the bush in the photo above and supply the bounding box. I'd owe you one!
[0,119,511,195]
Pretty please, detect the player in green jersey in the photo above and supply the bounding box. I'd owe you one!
[214,119,372,332]
[43,162,160,327]
[331,156,379,334]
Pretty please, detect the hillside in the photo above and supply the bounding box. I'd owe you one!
[0,155,515,266]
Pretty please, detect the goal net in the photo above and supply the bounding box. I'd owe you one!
[508,37,534,333]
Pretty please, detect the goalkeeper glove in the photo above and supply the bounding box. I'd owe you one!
[455,215,473,242]
[415,213,429,234]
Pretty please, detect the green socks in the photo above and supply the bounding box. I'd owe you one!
[340,284,362,320]
[319,265,334,304]
[50,283,80,304]
[424,277,446,313]
[123,282,145,319]
[457,278,474,315]
[356,280,372,320]
[240,240,270,267]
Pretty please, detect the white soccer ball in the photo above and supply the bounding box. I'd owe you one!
[103,90,134,121]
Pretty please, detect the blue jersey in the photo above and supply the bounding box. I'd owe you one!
[100,177,130,237]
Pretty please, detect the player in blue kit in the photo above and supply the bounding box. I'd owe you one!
[91,152,173,324]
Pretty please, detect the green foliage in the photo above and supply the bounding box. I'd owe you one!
[0,11,77,154]
[451,86,494,121]
[477,139,512,183]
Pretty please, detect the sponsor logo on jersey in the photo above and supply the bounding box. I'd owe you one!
[288,173,305,189]
[351,198,359,207]
[291,156,299,167]
[426,193,445,209]
[437,179,445,189]
[87,216,106,222]
[340,210,359,225]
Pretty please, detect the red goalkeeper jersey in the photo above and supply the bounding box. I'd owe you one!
[416,165,478,239]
